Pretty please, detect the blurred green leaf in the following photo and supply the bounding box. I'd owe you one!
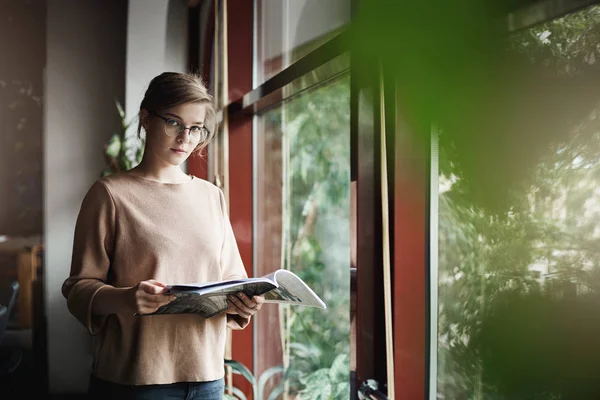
[225,359,256,386]
[105,134,121,158]
[102,101,144,176]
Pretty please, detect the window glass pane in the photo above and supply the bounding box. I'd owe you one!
[437,5,600,399]
[256,0,350,85]
[255,73,351,399]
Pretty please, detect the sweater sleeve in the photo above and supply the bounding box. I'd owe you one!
[61,180,116,335]
[217,188,251,330]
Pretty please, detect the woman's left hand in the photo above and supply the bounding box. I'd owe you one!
[226,293,265,319]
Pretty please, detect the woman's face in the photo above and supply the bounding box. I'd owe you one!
[141,102,208,167]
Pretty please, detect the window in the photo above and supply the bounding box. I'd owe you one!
[255,72,351,398]
[255,0,350,84]
[436,4,600,399]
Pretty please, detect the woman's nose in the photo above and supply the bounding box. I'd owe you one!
[177,129,193,143]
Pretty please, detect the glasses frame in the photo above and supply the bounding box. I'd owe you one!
[150,110,210,143]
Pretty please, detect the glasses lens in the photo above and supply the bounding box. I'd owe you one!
[199,127,209,142]
[186,127,208,143]
[164,119,182,137]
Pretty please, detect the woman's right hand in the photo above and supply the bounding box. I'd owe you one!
[129,280,176,315]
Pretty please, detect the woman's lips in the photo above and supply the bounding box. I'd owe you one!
[170,148,187,154]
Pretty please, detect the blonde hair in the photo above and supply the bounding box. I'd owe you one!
[138,72,218,155]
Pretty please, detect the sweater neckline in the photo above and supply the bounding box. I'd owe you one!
[126,173,195,185]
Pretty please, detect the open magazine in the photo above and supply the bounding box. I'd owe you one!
[141,269,327,318]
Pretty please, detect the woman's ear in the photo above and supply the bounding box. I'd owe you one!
[139,109,150,132]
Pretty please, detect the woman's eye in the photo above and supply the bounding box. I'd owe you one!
[166,119,180,127]
[190,126,202,133]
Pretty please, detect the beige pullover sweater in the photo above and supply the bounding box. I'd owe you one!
[61,173,249,386]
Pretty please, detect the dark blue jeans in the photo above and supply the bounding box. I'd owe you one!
[88,374,224,400]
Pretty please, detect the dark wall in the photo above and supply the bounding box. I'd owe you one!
[0,0,46,236]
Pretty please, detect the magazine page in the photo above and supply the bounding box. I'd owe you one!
[166,277,274,295]
[145,280,278,318]
[140,270,326,317]
[264,270,327,309]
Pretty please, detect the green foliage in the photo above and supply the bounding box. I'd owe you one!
[296,353,351,400]
[101,100,144,176]
[281,74,352,397]
[223,360,283,400]
[437,5,600,400]
[257,64,351,397]
[510,5,600,77]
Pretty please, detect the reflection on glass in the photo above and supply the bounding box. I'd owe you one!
[437,5,600,400]
[256,0,350,84]
[256,75,351,399]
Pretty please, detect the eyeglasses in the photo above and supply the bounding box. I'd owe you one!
[150,111,210,143]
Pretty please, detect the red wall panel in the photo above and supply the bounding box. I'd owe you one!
[393,123,427,399]
[226,0,254,397]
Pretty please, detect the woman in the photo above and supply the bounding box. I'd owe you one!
[62,72,263,399]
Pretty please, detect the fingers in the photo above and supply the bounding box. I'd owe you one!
[134,280,175,314]
[139,295,175,308]
[135,294,176,314]
[139,280,167,294]
[227,293,264,319]
[252,295,265,306]
[226,298,251,319]
[235,292,255,308]
[147,279,167,288]
[156,294,176,306]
